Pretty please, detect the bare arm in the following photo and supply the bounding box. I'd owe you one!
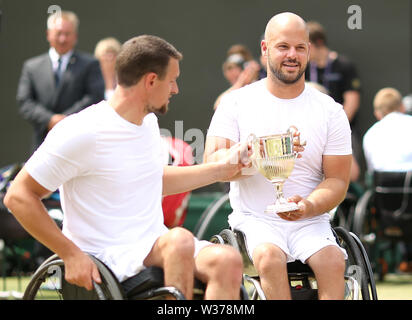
[282,154,352,220]
[342,90,360,123]
[163,141,249,195]
[3,168,100,290]
[203,136,252,181]
[203,131,305,181]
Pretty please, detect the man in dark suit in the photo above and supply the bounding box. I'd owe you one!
[17,10,105,151]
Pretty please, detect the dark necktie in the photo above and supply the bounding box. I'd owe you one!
[55,57,62,86]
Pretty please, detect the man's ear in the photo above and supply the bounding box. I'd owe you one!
[261,39,268,58]
[144,72,158,90]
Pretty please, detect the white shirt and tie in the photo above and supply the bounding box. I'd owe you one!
[49,47,73,85]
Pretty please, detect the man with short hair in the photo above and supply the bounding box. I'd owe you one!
[204,12,351,299]
[363,87,412,173]
[17,10,105,151]
[5,35,246,300]
[363,87,412,273]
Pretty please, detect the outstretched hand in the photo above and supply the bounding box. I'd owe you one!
[219,141,253,181]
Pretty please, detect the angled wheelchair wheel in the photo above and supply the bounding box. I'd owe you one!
[333,226,378,300]
[23,254,124,300]
[194,193,231,240]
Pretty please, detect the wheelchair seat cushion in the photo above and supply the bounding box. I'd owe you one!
[120,266,206,299]
[121,266,164,298]
[287,260,313,273]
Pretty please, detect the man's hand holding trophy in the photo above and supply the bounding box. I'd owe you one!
[247,126,306,220]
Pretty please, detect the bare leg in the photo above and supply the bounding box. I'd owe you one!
[306,245,346,300]
[143,227,195,299]
[194,244,243,299]
[252,243,291,299]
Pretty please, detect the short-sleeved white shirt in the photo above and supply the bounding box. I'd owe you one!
[207,79,352,222]
[363,112,412,172]
[25,101,169,280]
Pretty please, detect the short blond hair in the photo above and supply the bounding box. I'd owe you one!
[94,37,122,59]
[47,10,79,32]
[373,87,403,116]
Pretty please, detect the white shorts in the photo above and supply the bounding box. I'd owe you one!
[94,234,211,282]
[228,212,347,264]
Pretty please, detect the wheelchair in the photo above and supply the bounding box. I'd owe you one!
[352,170,412,279]
[329,182,365,230]
[211,227,377,300]
[198,192,377,300]
[23,253,244,300]
[23,253,249,300]
[0,163,63,293]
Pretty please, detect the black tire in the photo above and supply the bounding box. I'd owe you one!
[352,190,383,279]
[334,227,372,300]
[348,231,378,300]
[23,254,124,300]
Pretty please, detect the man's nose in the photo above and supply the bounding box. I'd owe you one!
[171,82,179,95]
[286,47,297,59]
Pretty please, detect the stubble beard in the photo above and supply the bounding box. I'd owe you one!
[268,50,306,85]
[146,104,168,116]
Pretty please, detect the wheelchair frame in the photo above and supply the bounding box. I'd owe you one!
[352,170,412,279]
[211,227,377,300]
[23,253,249,300]
[198,192,377,300]
[23,254,187,300]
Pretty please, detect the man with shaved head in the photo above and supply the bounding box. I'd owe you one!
[204,12,352,299]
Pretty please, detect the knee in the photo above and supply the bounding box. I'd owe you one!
[327,249,346,275]
[205,245,243,282]
[310,246,346,276]
[160,227,195,259]
[253,244,287,275]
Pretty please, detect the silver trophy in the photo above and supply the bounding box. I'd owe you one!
[248,129,299,214]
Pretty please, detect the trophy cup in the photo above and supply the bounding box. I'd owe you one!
[248,129,299,214]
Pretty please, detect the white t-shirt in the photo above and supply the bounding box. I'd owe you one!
[363,112,412,172]
[25,101,169,278]
[207,79,352,221]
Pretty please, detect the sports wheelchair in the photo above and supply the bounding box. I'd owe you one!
[211,227,377,300]
[353,170,412,279]
[23,253,249,300]
[198,192,377,300]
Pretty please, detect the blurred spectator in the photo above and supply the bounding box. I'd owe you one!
[402,94,412,115]
[257,33,267,80]
[306,81,360,181]
[363,87,412,272]
[363,87,412,173]
[16,10,105,151]
[213,44,260,110]
[305,21,362,182]
[94,37,122,100]
[305,81,329,95]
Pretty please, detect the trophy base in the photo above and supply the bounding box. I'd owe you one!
[264,202,299,214]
